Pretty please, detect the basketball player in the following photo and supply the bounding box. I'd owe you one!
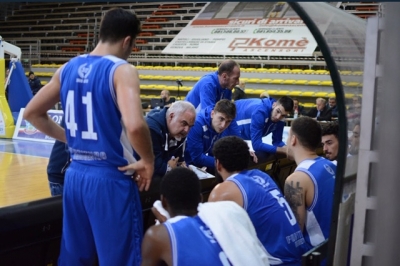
[284,116,337,251]
[209,136,306,265]
[24,8,154,265]
[141,167,269,265]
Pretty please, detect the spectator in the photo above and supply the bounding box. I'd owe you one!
[235,96,293,155]
[305,98,332,121]
[292,98,306,118]
[185,59,240,112]
[321,122,339,162]
[232,79,246,101]
[208,136,306,265]
[27,71,42,95]
[160,89,175,107]
[141,168,270,266]
[327,97,338,118]
[24,8,154,265]
[284,116,337,251]
[348,122,360,156]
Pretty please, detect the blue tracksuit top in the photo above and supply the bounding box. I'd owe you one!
[235,98,285,154]
[185,71,232,112]
[184,105,241,169]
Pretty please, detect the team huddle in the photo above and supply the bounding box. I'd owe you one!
[24,8,348,266]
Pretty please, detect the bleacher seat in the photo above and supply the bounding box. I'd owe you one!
[306,80,321,86]
[346,82,362,87]
[315,70,329,75]
[282,79,296,85]
[294,80,308,85]
[314,92,328,98]
[270,79,284,84]
[302,69,315,74]
[320,80,333,86]
[303,103,315,108]
[274,90,290,96]
[301,91,315,97]
[291,69,303,74]
[288,91,302,97]
[247,78,261,83]
[259,79,271,84]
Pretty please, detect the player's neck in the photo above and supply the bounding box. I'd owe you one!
[220,169,241,181]
[91,42,123,58]
[294,149,319,165]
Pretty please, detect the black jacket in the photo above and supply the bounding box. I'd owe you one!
[232,86,246,101]
[306,106,332,121]
[28,77,42,95]
[145,108,186,176]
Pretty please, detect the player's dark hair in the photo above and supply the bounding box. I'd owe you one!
[291,116,322,151]
[212,136,249,172]
[160,168,201,212]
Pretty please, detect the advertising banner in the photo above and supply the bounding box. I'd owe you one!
[13,108,63,143]
[162,18,318,56]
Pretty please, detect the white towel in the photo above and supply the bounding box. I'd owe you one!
[153,200,171,225]
[198,201,270,266]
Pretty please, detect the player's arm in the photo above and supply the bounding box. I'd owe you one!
[114,65,154,190]
[186,122,215,168]
[208,181,243,207]
[141,225,172,266]
[250,109,276,154]
[23,66,66,143]
[272,122,287,155]
[284,171,313,231]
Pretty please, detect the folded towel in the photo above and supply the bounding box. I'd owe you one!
[198,201,270,266]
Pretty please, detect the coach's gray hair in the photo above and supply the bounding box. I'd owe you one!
[166,101,196,117]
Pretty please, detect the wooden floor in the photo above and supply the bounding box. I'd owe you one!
[0,139,53,208]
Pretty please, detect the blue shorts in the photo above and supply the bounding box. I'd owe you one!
[58,163,143,265]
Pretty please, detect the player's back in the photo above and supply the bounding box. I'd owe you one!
[295,156,336,248]
[59,54,136,169]
[164,216,232,266]
[228,169,305,265]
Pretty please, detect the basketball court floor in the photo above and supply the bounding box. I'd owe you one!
[0,139,53,208]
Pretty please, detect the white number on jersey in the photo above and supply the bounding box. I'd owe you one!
[65,90,98,140]
[270,189,297,226]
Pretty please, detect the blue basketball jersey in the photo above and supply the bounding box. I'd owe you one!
[228,169,305,265]
[59,55,136,170]
[164,216,232,266]
[295,157,336,249]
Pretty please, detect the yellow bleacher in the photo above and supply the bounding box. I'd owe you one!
[314,92,328,98]
[282,80,296,85]
[294,80,308,85]
[320,80,333,86]
[306,80,321,86]
[258,79,271,84]
[288,91,303,97]
[301,91,315,97]
[270,79,284,84]
[274,90,290,96]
